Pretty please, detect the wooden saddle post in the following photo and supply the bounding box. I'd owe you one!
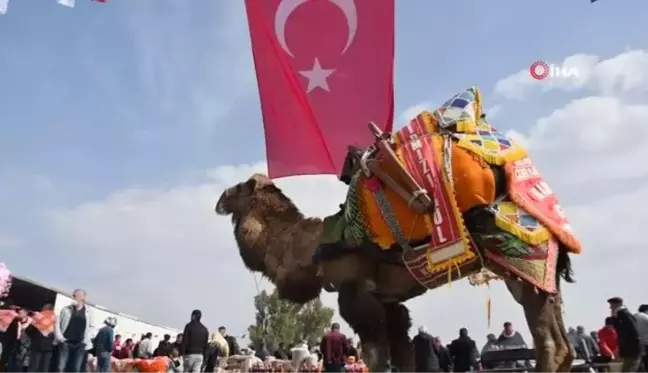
[362,122,434,215]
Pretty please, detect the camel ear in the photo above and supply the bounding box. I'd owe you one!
[242,178,257,194]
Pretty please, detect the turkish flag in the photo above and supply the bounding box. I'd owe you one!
[245,0,395,178]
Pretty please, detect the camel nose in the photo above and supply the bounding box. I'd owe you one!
[215,200,226,215]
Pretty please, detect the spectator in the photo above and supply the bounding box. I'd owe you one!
[274,342,289,360]
[433,337,452,372]
[204,332,229,373]
[574,325,600,360]
[137,332,154,358]
[413,326,440,372]
[5,308,31,372]
[167,348,184,373]
[120,338,135,359]
[319,322,349,372]
[449,328,478,372]
[181,309,209,373]
[608,297,642,372]
[112,334,122,358]
[598,317,619,361]
[173,333,184,354]
[55,289,94,372]
[26,304,56,373]
[496,322,530,370]
[218,326,240,356]
[635,304,648,371]
[155,334,173,357]
[480,334,500,370]
[94,317,116,373]
[346,338,358,360]
[255,341,270,361]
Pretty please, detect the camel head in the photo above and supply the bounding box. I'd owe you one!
[215,173,303,220]
[215,173,274,217]
[215,173,308,274]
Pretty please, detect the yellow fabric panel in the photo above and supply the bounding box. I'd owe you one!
[451,145,496,213]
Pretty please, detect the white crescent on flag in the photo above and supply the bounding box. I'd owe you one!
[0,0,8,15]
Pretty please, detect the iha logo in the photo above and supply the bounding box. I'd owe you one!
[529,61,579,80]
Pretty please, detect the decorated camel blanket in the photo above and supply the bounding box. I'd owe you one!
[320,86,581,293]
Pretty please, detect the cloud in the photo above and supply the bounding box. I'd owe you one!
[39,48,648,346]
[399,102,433,124]
[494,50,648,100]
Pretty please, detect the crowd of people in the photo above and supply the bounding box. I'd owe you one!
[2,288,647,372]
[0,290,241,373]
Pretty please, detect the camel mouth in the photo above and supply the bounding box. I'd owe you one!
[215,194,230,215]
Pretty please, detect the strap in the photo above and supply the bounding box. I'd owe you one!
[365,177,414,253]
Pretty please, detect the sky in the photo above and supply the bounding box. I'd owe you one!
[1,0,648,347]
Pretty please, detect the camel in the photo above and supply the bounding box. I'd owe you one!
[215,171,576,372]
[215,87,579,372]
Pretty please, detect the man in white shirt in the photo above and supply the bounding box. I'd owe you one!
[635,305,648,371]
[137,333,154,358]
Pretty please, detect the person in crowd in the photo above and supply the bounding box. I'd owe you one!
[218,326,240,356]
[608,297,642,372]
[55,289,93,372]
[133,334,144,358]
[433,337,452,372]
[94,317,116,373]
[4,308,31,372]
[155,334,173,357]
[255,341,270,361]
[598,317,619,361]
[496,322,531,370]
[167,348,184,373]
[173,333,184,354]
[413,326,440,372]
[26,304,56,372]
[449,328,478,372]
[137,332,154,359]
[480,333,500,370]
[346,338,358,360]
[204,332,229,373]
[574,325,600,360]
[590,331,600,345]
[274,342,289,360]
[319,322,349,372]
[120,338,135,359]
[181,309,209,373]
[112,334,122,358]
[635,304,648,371]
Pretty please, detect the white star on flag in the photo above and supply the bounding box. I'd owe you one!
[57,0,75,7]
[299,58,335,93]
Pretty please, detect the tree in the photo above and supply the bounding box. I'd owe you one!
[248,288,335,351]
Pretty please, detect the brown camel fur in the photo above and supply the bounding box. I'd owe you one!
[215,173,575,372]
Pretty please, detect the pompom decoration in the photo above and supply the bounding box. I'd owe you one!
[0,263,12,298]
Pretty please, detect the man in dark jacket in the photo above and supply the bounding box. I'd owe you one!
[155,334,173,357]
[449,328,478,372]
[608,297,642,372]
[181,309,209,373]
[94,317,116,373]
[218,326,240,356]
[413,326,441,372]
[433,337,453,372]
[319,323,349,372]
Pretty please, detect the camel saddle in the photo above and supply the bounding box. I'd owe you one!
[324,86,582,293]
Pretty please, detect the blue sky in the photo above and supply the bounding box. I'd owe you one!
[1,0,648,339]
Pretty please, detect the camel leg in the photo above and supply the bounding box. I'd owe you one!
[552,290,574,372]
[383,303,414,372]
[338,282,391,372]
[506,279,558,372]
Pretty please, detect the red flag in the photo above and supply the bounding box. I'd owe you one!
[245,0,395,178]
